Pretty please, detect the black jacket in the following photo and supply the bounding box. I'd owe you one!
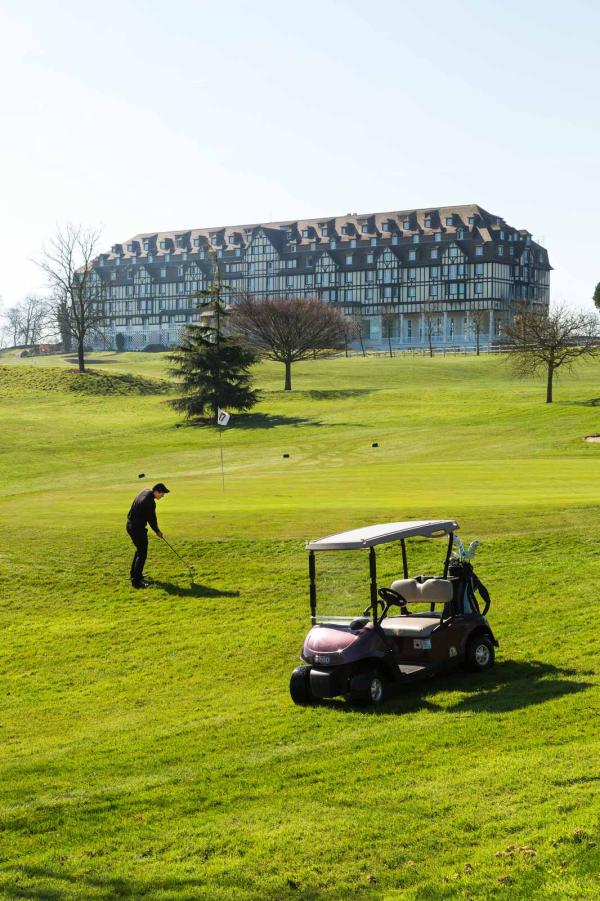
[127,489,160,534]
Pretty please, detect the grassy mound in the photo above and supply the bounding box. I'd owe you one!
[0,365,172,396]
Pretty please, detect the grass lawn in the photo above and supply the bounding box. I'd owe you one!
[0,351,599,899]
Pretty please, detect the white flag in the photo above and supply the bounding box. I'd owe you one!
[217,407,230,427]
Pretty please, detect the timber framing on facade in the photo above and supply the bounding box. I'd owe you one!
[89,204,551,350]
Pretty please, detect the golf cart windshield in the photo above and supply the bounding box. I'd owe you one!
[305,520,459,626]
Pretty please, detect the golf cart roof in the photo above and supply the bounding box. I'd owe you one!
[306,520,459,551]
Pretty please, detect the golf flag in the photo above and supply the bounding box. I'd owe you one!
[217,407,230,427]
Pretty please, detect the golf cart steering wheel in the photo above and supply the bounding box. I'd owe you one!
[378,587,409,613]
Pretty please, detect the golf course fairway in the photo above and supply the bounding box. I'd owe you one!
[1,351,598,899]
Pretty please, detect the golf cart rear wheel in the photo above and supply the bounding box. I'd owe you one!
[290,666,314,705]
[348,669,387,707]
[465,635,495,671]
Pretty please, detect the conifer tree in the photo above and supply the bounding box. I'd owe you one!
[593,282,600,311]
[167,256,259,420]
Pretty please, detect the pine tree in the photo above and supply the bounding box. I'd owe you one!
[593,282,600,311]
[167,257,259,421]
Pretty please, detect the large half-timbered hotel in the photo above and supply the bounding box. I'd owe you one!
[91,204,551,350]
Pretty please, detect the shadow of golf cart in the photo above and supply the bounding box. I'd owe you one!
[290,520,498,707]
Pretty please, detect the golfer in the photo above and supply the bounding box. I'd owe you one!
[126,483,170,588]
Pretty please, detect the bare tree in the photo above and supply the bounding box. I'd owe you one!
[349,313,367,357]
[19,295,50,346]
[470,308,487,356]
[422,304,438,357]
[36,225,106,372]
[503,304,600,403]
[232,296,346,390]
[381,307,398,358]
[3,307,24,347]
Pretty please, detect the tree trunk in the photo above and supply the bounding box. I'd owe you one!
[387,335,393,358]
[77,339,86,373]
[284,359,292,391]
[476,330,480,356]
[546,364,554,403]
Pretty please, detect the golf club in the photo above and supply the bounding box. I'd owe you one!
[161,536,196,585]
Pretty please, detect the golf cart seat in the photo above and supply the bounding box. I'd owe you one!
[390,578,453,604]
[379,616,441,637]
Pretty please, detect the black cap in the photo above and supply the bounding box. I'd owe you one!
[152,483,170,494]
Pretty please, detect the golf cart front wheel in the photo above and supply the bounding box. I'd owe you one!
[348,670,387,707]
[290,666,314,705]
[465,636,495,671]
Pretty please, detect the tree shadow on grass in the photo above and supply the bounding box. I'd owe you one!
[319,660,593,716]
[63,355,117,365]
[233,412,321,429]
[558,397,600,407]
[151,579,239,598]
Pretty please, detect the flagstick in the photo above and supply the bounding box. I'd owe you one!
[219,428,225,491]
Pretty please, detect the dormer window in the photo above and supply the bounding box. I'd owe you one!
[499,230,505,240]
[362,224,369,233]
[321,225,329,237]
[341,225,350,235]
[346,254,353,265]
[382,222,391,232]
[435,233,442,242]
[143,241,150,252]
[475,246,483,256]
[468,216,475,225]
[402,219,411,230]
[445,217,454,226]
[160,240,168,250]
[193,237,201,247]
[302,228,310,238]
[424,217,432,228]
[211,235,218,245]
[127,243,135,252]
[412,234,419,244]
[176,237,185,248]
[370,237,377,247]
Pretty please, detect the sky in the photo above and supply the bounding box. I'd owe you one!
[0,0,598,310]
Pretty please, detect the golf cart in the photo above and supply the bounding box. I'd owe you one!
[290,520,498,706]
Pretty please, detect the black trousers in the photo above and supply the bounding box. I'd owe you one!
[127,522,148,585]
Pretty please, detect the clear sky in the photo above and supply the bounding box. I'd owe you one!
[0,0,598,309]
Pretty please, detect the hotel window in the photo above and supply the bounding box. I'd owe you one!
[408,268,416,280]
[193,237,201,247]
[143,241,150,252]
[321,226,329,236]
[305,274,313,287]
[302,229,310,238]
[403,219,411,229]
[370,237,377,247]
[290,244,296,252]
[474,263,484,276]
[286,276,294,287]
[431,249,438,260]
[497,246,504,256]
[409,250,416,261]
[307,256,314,266]
[236,248,241,257]
[367,253,374,264]
[430,285,438,297]
[445,217,454,226]
[412,234,419,244]
[177,266,184,276]
[286,259,297,269]
[430,266,439,279]
[382,222,391,232]
[160,268,167,278]
[127,244,134,252]
[110,271,116,281]
[345,254,353,265]
[391,235,398,245]
[424,217,432,228]
[362,224,369,233]
[449,246,459,258]
[468,216,475,225]
[330,290,337,301]
[475,246,483,256]
[341,226,350,235]
[350,239,356,248]
[457,229,464,239]
[499,230,505,240]
[475,283,483,294]
[330,239,336,249]
[366,287,374,300]
[383,286,392,298]
[435,232,442,242]
[177,238,185,248]
[211,235,218,245]
[408,286,416,298]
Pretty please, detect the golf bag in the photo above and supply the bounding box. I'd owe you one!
[448,560,491,617]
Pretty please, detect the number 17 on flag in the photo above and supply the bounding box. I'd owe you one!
[217,408,230,427]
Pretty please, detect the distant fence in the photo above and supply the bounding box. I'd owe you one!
[341,345,512,358]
